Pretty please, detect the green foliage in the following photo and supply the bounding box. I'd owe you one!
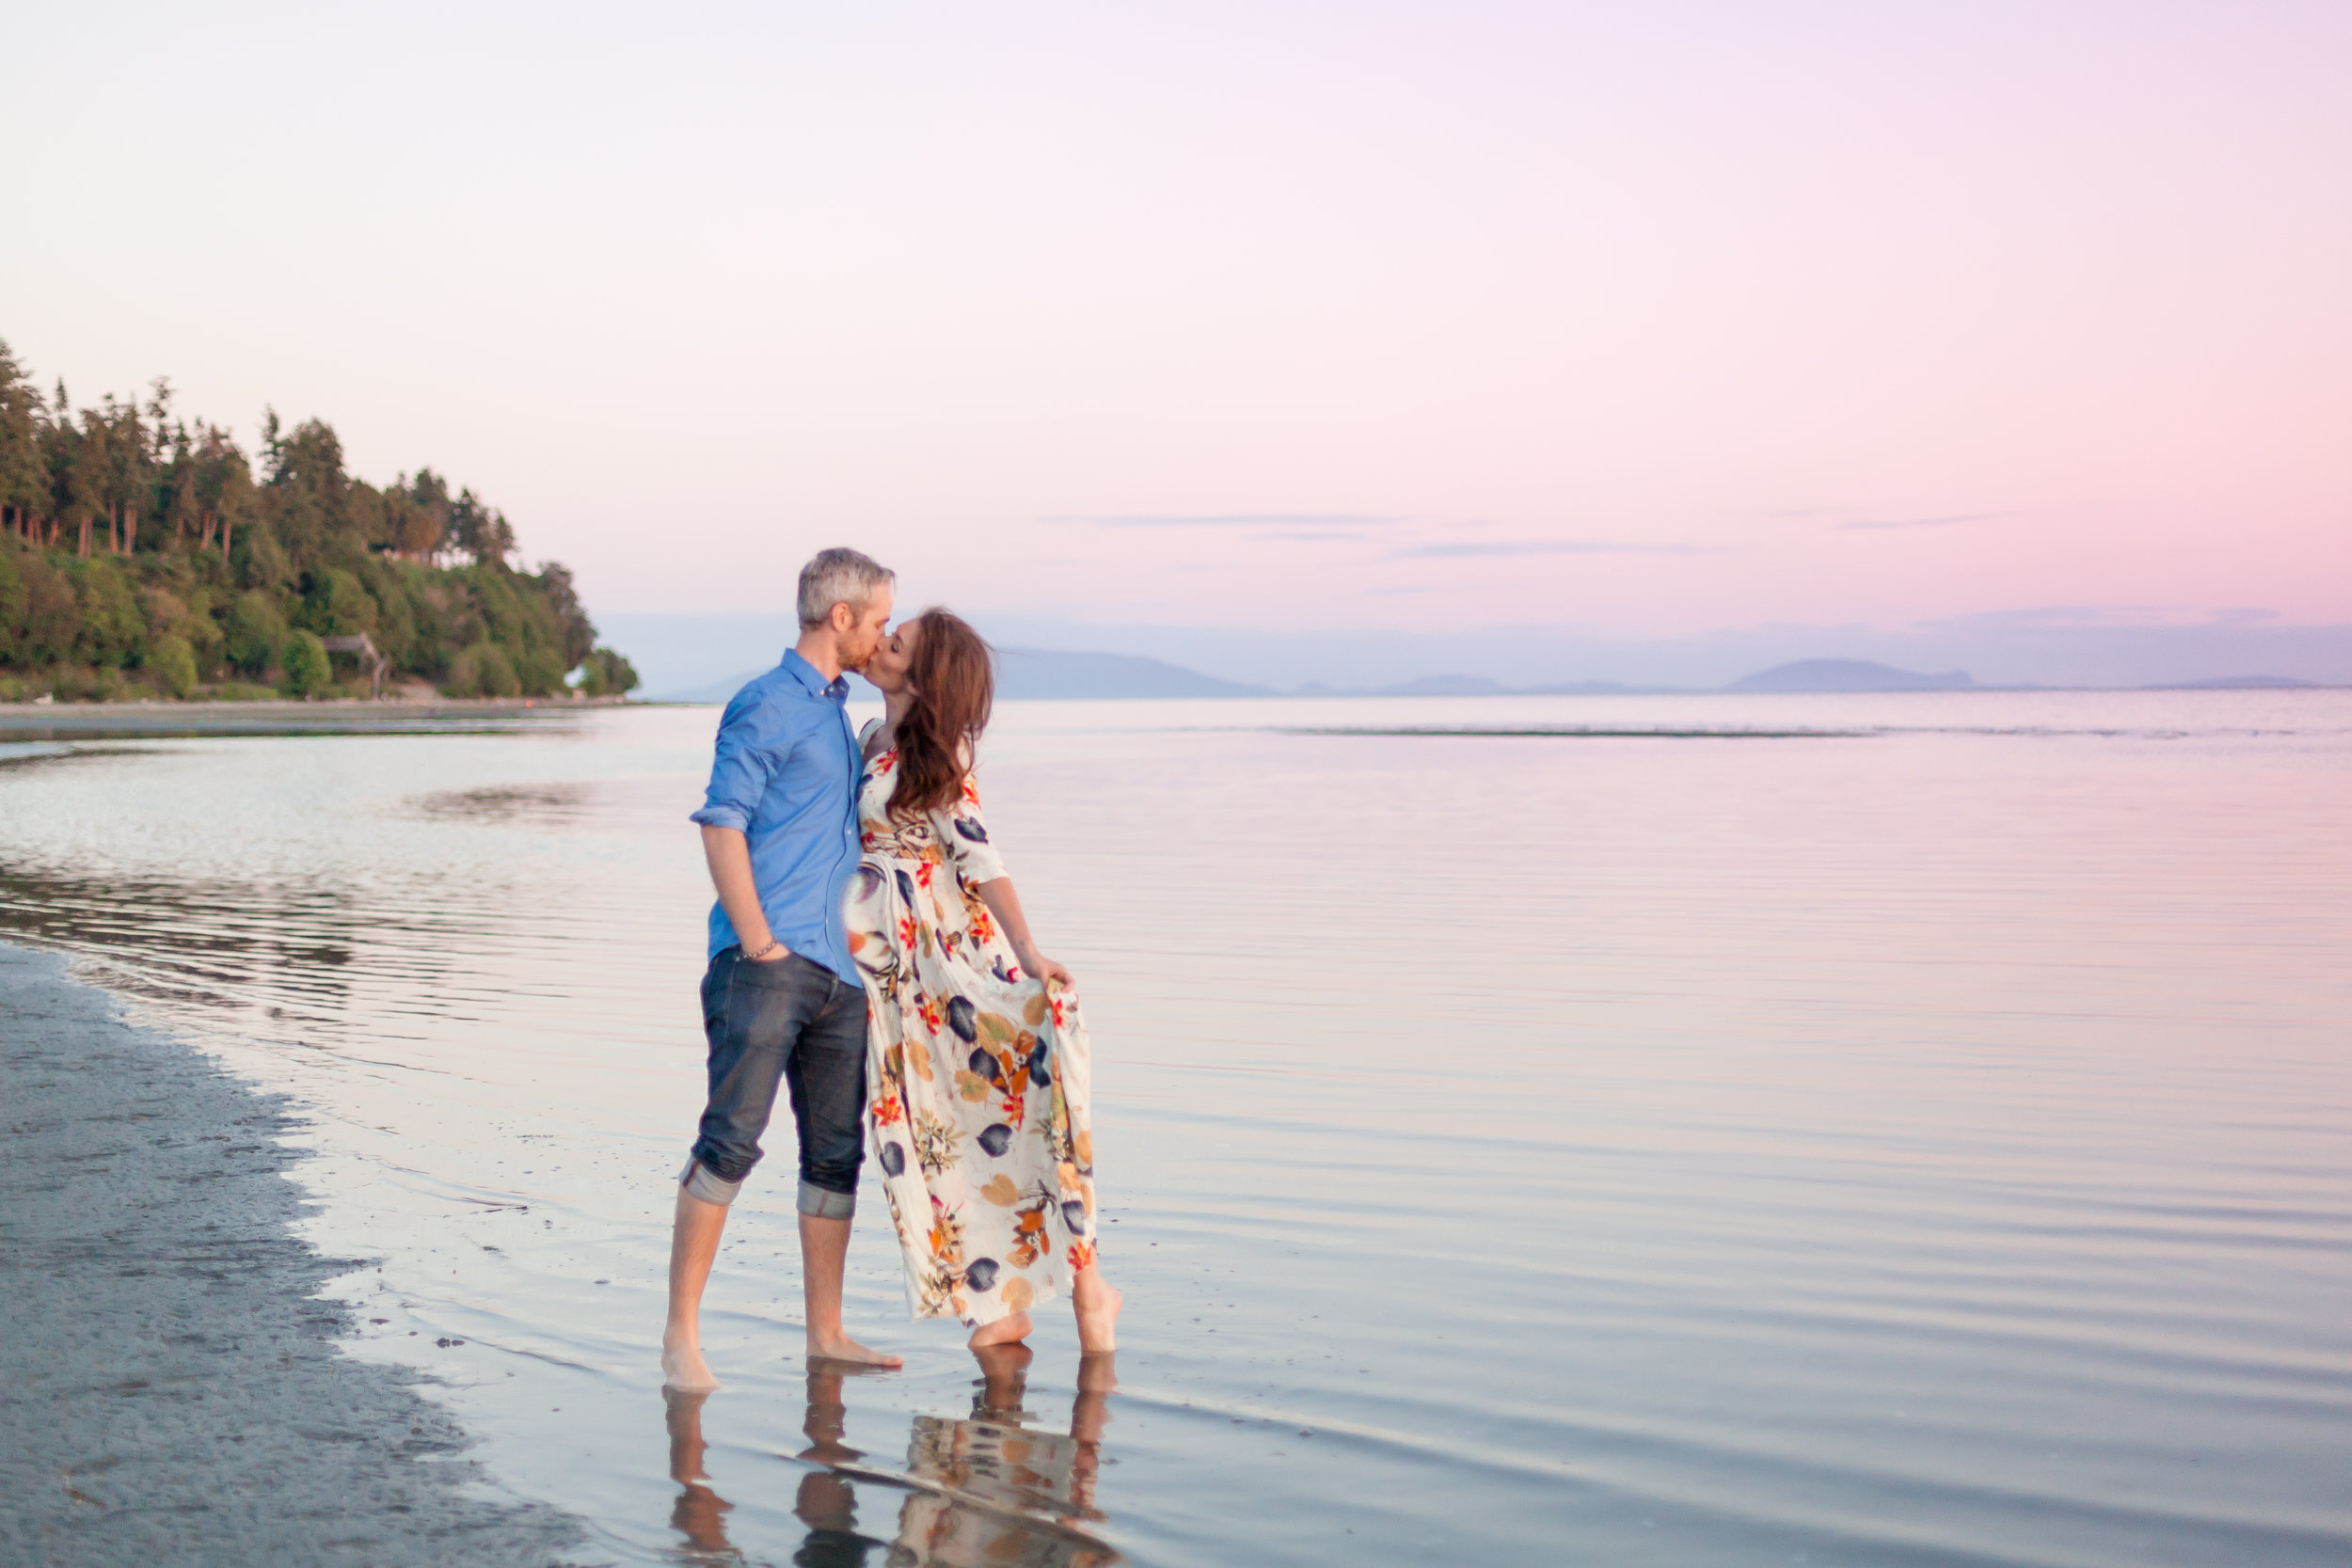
[575,646,641,697]
[0,548,20,661]
[0,342,44,524]
[0,336,611,703]
[173,586,225,668]
[8,549,79,665]
[299,567,375,637]
[223,590,286,676]
[149,632,198,698]
[514,645,566,697]
[49,665,108,703]
[537,562,596,670]
[280,629,332,697]
[445,641,520,698]
[72,559,147,668]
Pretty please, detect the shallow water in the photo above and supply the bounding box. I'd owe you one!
[2,691,2348,1566]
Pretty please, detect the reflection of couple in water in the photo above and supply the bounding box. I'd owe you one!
[665,1350,1120,1566]
[663,547,1121,1391]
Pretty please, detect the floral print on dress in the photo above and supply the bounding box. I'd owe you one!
[847,738,1100,1326]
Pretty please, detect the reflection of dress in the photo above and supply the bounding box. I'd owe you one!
[845,741,1100,1327]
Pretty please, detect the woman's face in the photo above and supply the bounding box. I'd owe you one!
[865,616,919,695]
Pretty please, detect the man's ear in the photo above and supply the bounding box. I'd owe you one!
[829,601,855,636]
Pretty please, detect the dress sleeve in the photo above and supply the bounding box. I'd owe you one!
[938,773,1008,884]
[690,689,791,832]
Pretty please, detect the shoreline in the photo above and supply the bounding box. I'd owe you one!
[0,699,633,742]
[2,694,634,714]
[0,943,582,1567]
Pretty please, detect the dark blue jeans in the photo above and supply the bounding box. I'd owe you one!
[687,947,866,1217]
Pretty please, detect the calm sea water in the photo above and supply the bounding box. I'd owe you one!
[2,692,2347,1566]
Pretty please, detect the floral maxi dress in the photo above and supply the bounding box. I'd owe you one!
[845,744,1100,1327]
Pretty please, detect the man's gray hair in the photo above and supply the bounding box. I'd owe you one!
[796,546,896,630]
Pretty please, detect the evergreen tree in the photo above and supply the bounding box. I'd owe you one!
[0,342,46,540]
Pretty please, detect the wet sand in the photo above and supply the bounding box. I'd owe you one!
[0,944,582,1567]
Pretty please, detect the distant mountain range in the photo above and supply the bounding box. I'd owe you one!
[603,610,2352,697]
[996,647,1270,699]
[649,651,2326,704]
[654,646,1270,705]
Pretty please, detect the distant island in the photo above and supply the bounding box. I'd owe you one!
[0,338,637,704]
[1724,659,1977,693]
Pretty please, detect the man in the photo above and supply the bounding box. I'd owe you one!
[662,546,901,1390]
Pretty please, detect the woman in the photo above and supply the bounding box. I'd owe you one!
[847,609,1121,1352]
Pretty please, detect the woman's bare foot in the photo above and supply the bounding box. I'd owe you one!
[661,1333,720,1392]
[1073,1272,1121,1354]
[968,1310,1033,1350]
[805,1332,902,1369]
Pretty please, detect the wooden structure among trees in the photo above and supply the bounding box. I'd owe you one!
[322,634,390,700]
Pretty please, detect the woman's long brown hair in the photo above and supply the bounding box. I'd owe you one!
[891,609,994,817]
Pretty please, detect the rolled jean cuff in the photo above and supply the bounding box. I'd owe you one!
[798,1180,855,1219]
[680,1158,743,1207]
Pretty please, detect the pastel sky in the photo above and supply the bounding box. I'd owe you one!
[8,1,2347,634]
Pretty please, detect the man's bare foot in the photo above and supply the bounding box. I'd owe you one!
[968,1310,1033,1350]
[1073,1278,1121,1354]
[662,1336,720,1392]
[804,1332,902,1369]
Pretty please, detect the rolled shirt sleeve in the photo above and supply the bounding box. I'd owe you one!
[691,687,789,834]
[686,653,866,980]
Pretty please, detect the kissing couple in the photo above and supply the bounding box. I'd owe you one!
[661,547,1120,1390]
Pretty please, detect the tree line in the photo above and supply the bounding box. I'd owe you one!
[0,337,638,702]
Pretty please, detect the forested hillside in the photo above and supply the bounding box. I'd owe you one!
[0,339,637,702]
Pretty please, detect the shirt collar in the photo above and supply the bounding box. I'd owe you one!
[780,647,850,702]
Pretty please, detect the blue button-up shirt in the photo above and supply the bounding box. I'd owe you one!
[690,650,864,983]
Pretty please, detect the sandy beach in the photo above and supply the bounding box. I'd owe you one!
[0,944,581,1568]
